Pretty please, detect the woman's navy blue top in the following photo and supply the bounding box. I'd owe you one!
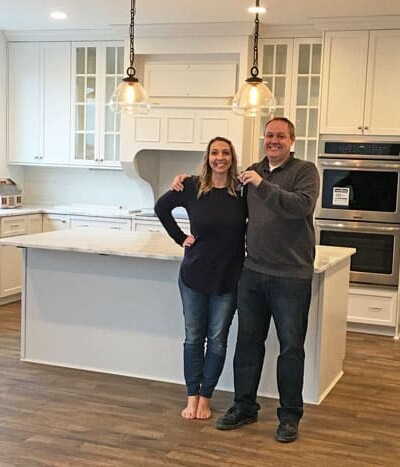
[154,176,247,295]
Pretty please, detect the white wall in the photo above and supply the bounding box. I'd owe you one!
[0,31,8,177]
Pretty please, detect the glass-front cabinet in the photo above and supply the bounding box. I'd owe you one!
[72,42,124,167]
[254,38,322,163]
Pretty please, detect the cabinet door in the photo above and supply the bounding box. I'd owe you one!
[42,214,70,231]
[364,30,400,136]
[8,42,71,165]
[319,31,369,134]
[8,42,41,163]
[0,245,22,297]
[290,39,322,163]
[42,43,71,164]
[71,42,123,167]
[26,214,43,234]
[252,38,322,164]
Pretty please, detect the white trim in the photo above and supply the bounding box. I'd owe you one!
[313,15,400,31]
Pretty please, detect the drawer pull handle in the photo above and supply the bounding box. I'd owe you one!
[367,307,383,311]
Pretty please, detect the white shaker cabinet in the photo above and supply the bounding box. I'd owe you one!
[71,42,124,167]
[7,42,71,164]
[320,30,400,135]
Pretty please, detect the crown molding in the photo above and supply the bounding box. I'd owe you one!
[3,28,125,42]
[312,15,400,31]
[3,21,254,42]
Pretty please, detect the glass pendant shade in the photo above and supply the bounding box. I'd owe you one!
[232,77,275,117]
[110,77,150,114]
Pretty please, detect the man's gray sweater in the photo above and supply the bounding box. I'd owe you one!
[244,153,320,279]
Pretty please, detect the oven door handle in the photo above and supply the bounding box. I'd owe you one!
[318,159,400,170]
[316,221,400,233]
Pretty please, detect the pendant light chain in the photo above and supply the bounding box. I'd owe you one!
[127,0,136,78]
[251,0,260,78]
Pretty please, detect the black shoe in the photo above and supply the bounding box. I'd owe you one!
[216,406,258,431]
[275,421,298,443]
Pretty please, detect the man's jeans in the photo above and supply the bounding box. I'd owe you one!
[178,275,237,398]
[233,267,312,423]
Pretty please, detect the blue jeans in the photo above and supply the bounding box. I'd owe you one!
[233,267,311,423]
[178,275,237,398]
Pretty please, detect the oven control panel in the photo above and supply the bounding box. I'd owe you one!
[320,141,400,159]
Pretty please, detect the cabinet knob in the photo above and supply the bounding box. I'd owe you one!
[364,126,369,130]
[357,126,363,130]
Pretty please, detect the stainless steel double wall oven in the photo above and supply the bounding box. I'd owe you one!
[315,136,400,287]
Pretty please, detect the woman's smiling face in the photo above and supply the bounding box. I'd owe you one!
[208,140,233,174]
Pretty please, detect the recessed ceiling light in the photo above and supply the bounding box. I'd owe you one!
[50,11,68,20]
[248,6,267,14]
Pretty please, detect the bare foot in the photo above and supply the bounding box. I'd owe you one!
[181,395,199,419]
[196,396,212,420]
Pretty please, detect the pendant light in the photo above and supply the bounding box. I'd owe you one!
[232,0,275,117]
[110,0,150,114]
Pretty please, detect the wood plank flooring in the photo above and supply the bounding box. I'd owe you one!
[0,301,399,466]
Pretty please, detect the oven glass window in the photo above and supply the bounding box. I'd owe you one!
[320,230,394,274]
[321,170,397,212]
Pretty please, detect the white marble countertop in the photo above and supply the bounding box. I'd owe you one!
[0,229,184,261]
[0,205,141,219]
[0,204,189,222]
[0,228,355,271]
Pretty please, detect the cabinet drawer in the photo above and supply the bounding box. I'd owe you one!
[0,215,27,237]
[134,220,190,234]
[348,287,397,326]
[70,216,131,231]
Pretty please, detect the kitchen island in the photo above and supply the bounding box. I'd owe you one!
[0,230,355,404]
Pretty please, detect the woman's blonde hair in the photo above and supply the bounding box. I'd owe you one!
[196,136,239,199]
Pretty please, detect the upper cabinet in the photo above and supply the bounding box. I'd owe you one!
[320,30,400,135]
[71,42,124,167]
[252,38,322,163]
[7,40,124,168]
[7,42,71,165]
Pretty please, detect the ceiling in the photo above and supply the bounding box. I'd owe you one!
[0,0,400,31]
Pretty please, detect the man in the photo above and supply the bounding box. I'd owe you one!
[215,117,320,442]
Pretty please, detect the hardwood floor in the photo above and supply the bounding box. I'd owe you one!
[0,301,399,466]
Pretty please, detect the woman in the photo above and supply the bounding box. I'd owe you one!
[154,137,247,420]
